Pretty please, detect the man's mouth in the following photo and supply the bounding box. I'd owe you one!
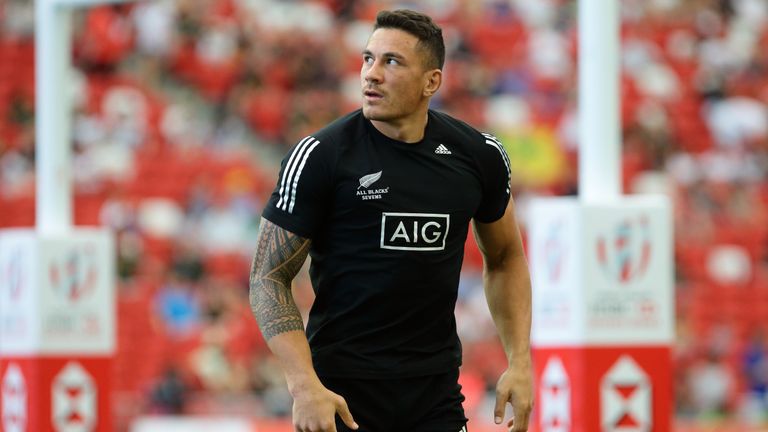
[363,89,384,100]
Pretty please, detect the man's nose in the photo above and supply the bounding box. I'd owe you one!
[364,60,383,83]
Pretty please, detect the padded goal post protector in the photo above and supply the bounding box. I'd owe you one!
[0,228,115,432]
[528,196,674,432]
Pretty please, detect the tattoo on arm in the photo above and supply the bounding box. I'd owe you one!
[249,219,311,340]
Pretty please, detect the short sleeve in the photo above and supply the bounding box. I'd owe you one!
[262,135,333,238]
[474,132,511,223]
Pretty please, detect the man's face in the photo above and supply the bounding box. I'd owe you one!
[361,28,434,122]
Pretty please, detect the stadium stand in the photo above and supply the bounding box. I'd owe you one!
[1,0,767,429]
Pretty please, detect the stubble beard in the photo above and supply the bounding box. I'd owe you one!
[362,105,393,121]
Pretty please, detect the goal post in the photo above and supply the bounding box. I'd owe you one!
[34,0,136,235]
[529,1,674,431]
[0,2,133,431]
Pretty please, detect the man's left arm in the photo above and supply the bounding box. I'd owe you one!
[473,198,533,432]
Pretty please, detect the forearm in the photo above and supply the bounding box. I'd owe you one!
[249,218,319,394]
[483,252,532,366]
[250,276,319,394]
[264,330,325,396]
[249,219,358,430]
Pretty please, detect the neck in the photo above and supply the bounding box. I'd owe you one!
[370,111,429,143]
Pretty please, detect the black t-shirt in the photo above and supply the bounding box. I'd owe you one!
[262,109,511,378]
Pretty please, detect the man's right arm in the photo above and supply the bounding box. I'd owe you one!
[249,218,358,432]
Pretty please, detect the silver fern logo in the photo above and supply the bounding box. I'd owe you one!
[358,171,382,189]
[356,171,389,201]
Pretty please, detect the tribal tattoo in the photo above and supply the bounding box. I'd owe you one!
[249,219,311,340]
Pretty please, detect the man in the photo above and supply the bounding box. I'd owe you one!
[249,9,532,432]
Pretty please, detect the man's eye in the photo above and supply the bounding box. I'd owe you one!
[386,58,399,65]
[363,56,373,64]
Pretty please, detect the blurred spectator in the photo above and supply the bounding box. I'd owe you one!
[192,189,260,255]
[688,350,736,418]
[742,329,768,419]
[250,356,292,417]
[0,133,34,196]
[115,229,144,281]
[171,238,206,283]
[137,198,186,238]
[75,5,134,72]
[154,272,202,338]
[148,366,188,414]
[132,0,177,59]
[188,320,248,393]
[1,0,34,38]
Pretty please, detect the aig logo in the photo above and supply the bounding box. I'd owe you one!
[380,213,450,251]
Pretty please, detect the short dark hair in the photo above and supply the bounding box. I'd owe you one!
[374,9,445,70]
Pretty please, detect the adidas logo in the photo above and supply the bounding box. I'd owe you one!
[435,144,452,155]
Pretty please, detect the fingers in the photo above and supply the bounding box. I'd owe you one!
[513,401,532,431]
[335,395,359,430]
[493,388,508,425]
[495,390,533,431]
[294,422,337,432]
[502,401,533,432]
[506,412,531,431]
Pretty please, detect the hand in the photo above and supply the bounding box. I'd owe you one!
[292,381,358,432]
[493,363,533,431]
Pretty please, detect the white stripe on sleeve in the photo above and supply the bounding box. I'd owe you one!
[276,136,315,210]
[288,139,321,214]
[482,132,511,181]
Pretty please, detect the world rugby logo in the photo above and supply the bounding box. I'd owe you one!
[596,216,651,285]
[544,221,566,284]
[48,246,98,303]
[5,249,24,302]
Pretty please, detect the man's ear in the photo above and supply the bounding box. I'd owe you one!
[424,69,442,97]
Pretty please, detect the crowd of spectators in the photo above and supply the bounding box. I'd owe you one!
[2,0,768,428]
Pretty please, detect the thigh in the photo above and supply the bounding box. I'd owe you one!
[417,424,469,432]
[320,371,468,432]
[419,425,469,432]
[320,376,394,432]
[402,369,468,432]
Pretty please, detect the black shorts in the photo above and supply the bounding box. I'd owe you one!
[320,369,468,432]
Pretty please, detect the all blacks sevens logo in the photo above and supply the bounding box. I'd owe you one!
[380,213,450,251]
